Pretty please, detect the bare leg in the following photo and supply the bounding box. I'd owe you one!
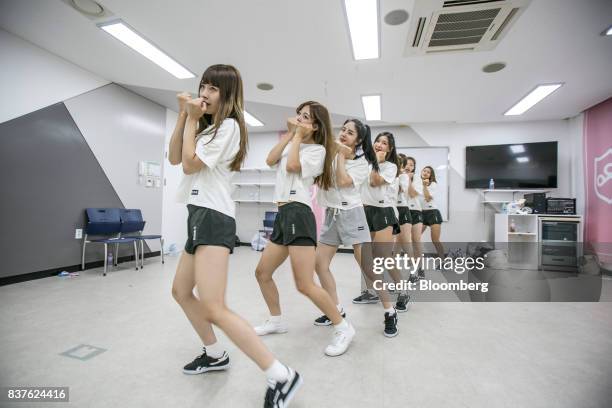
[314,243,340,305]
[194,246,275,370]
[430,224,445,258]
[171,251,217,345]
[369,226,395,309]
[254,242,289,316]
[289,246,343,325]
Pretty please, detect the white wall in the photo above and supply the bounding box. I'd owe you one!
[0,29,108,124]
[162,109,188,253]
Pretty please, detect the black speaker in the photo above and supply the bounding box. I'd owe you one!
[524,193,546,214]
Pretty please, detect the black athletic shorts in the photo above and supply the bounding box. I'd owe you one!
[409,209,423,225]
[270,202,317,246]
[422,209,443,226]
[185,205,236,254]
[363,205,399,233]
[397,206,412,225]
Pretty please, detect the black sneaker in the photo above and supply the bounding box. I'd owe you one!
[409,274,419,284]
[264,366,303,408]
[395,293,410,313]
[384,311,399,337]
[352,290,380,304]
[418,269,425,280]
[182,348,230,374]
[314,311,346,326]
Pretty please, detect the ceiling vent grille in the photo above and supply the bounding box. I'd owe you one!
[405,0,530,56]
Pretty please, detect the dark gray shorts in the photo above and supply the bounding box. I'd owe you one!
[270,202,317,246]
[363,206,399,233]
[185,205,236,254]
[423,209,443,226]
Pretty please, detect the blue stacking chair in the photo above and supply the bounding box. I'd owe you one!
[119,209,164,269]
[81,208,139,276]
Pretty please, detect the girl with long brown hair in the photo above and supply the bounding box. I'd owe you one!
[420,165,445,259]
[253,101,354,356]
[169,64,301,408]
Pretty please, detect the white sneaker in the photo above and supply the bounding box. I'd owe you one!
[324,322,355,357]
[254,319,288,336]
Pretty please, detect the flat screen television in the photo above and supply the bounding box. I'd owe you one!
[465,141,558,189]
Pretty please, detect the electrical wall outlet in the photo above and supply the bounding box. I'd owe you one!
[75,229,83,239]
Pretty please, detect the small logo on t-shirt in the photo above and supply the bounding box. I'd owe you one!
[191,189,199,196]
[342,201,348,206]
[378,200,384,204]
[289,190,296,195]
[357,226,365,231]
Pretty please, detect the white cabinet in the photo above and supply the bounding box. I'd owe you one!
[232,168,277,243]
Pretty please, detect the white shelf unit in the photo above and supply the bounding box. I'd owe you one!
[495,213,539,270]
[233,168,277,243]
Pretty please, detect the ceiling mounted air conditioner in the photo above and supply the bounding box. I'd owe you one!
[404,0,531,56]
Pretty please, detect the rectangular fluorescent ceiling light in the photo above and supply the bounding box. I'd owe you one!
[344,0,379,60]
[98,20,195,79]
[510,144,525,154]
[362,95,381,121]
[244,110,264,127]
[504,84,563,116]
[605,25,612,36]
[516,157,529,163]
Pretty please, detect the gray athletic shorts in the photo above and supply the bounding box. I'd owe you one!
[319,206,372,247]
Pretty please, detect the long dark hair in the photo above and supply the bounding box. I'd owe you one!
[296,101,335,190]
[343,118,379,172]
[197,64,248,171]
[406,156,416,180]
[374,132,399,176]
[423,165,437,183]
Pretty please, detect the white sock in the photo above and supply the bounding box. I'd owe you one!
[384,307,396,315]
[265,360,289,383]
[334,319,349,331]
[336,304,343,313]
[204,341,224,359]
[270,315,282,323]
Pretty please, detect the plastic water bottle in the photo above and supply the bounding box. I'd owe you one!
[489,178,495,190]
[107,251,113,266]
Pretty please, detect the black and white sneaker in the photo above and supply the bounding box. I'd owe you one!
[409,273,419,284]
[384,311,399,338]
[182,348,230,374]
[395,293,410,313]
[264,366,303,408]
[313,310,346,326]
[352,290,380,304]
[418,269,425,280]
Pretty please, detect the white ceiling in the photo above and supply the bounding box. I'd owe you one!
[1,0,611,129]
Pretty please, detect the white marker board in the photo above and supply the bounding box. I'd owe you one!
[396,146,449,221]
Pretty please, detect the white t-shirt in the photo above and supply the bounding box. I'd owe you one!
[419,180,438,210]
[175,118,241,218]
[407,174,423,211]
[397,173,410,208]
[361,161,397,207]
[271,142,325,208]
[317,155,369,210]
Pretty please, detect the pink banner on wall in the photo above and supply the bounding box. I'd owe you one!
[584,97,612,264]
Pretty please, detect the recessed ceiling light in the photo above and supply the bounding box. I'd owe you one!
[603,24,612,36]
[98,20,195,79]
[244,111,264,127]
[510,144,525,154]
[343,0,380,60]
[70,0,104,16]
[384,9,409,26]
[504,83,563,116]
[362,95,381,121]
[516,157,529,163]
[482,62,506,73]
[257,83,274,91]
